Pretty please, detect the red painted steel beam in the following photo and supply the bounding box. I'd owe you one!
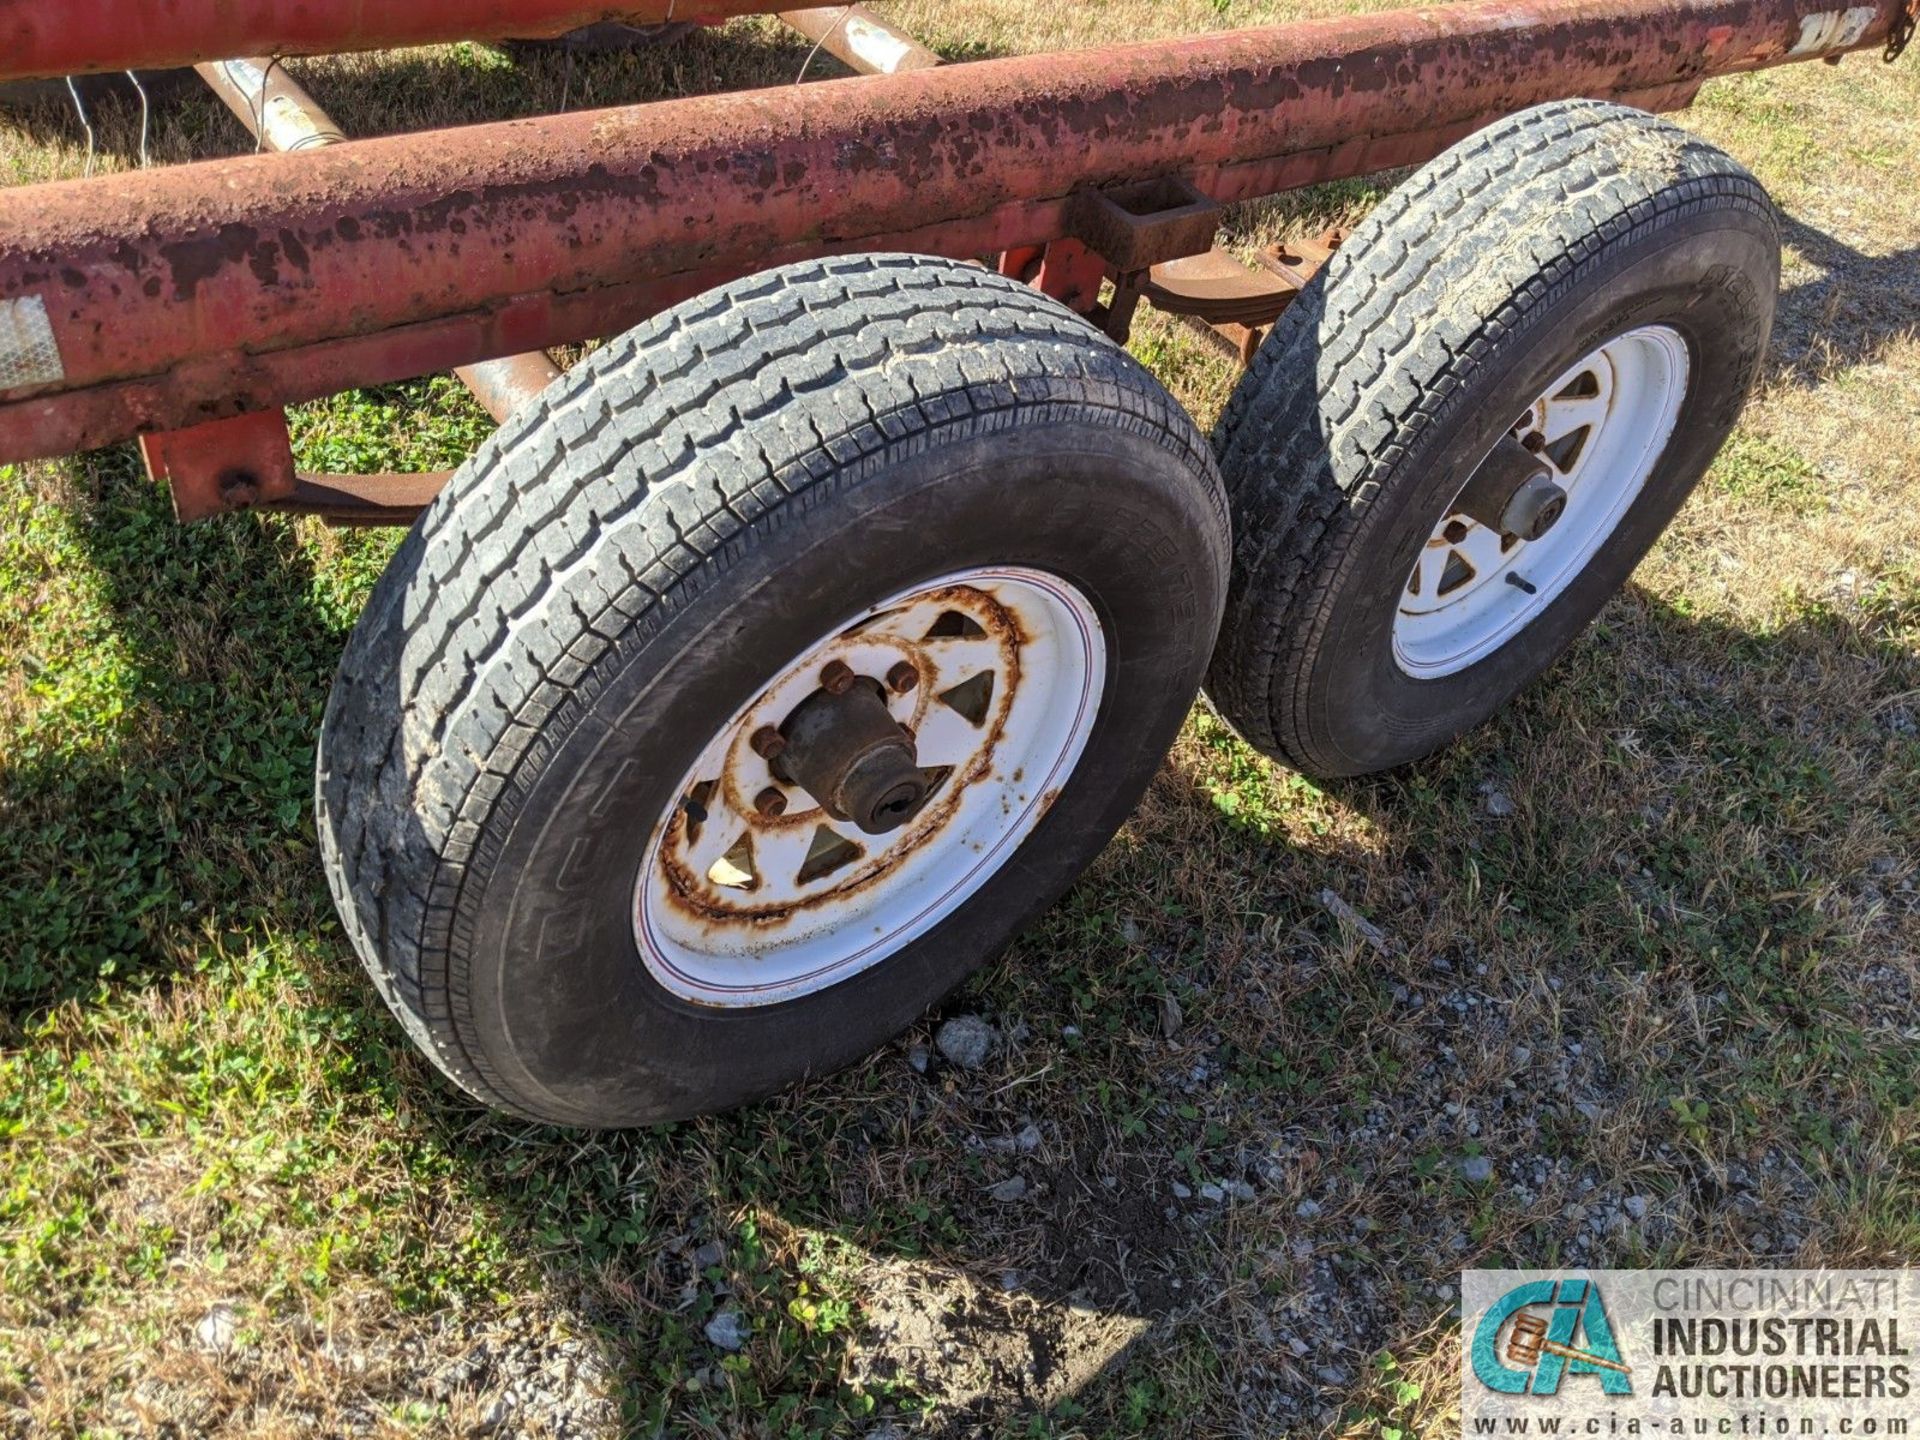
[0,1,787,82]
[0,0,1905,461]
[197,56,565,425]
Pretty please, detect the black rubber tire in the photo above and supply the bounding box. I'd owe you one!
[1206,100,1779,778]
[316,255,1228,1127]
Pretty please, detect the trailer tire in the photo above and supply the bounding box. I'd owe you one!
[316,255,1227,1127]
[1207,100,1778,777]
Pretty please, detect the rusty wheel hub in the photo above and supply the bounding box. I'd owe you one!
[635,567,1106,1008]
[776,675,930,836]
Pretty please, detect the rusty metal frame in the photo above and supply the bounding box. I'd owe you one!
[0,0,1907,496]
[153,8,946,522]
[137,409,297,521]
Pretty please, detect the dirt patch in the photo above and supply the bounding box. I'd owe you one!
[852,1258,1147,1420]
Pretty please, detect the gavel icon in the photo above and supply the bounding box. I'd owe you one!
[1505,1312,1633,1375]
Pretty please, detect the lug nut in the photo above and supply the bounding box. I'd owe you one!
[821,660,857,695]
[887,661,921,694]
[750,725,786,760]
[754,787,788,819]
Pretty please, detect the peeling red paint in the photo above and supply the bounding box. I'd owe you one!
[0,0,1903,459]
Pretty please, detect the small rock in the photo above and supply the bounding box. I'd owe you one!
[1172,1181,1193,1200]
[1316,1365,1349,1386]
[1158,992,1184,1039]
[692,1240,727,1270]
[1289,1337,1311,1358]
[194,1304,238,1354]
[1225,1180,1257,1203]
[1060,1024,1082,1040]
[1120,917,1145,946]
[1014,1122,1042,1152]
[1479,781,1516,818]
[1624,1195,1650,1221]
[1199,1182,1225,1203]
[1459,1155,1494,1184]
[476,1394,515,1435]
[985,1176,1028,1203]
[935,1015,997,1069]
[906,1044,930,1074]
[704,1310,751,1352]
[1512,1045,1532,1065]
[1296,1199,1322,1219]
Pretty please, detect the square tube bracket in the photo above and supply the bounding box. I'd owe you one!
[1067,176,1222,273]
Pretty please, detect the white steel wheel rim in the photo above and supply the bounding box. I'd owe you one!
[1392,325,1691,679]
[634,567,1106,1008]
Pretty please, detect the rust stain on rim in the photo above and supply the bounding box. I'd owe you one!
[656,583,1024,930]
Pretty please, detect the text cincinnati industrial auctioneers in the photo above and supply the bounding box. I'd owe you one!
[1646,1275,1912,1402]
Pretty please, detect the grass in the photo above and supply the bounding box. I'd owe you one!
[2,7,1919,1438]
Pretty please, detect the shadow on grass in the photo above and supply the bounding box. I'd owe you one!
[1772,213,1920,389]
[6,429,1916,1437]
[0,449,365,1009]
